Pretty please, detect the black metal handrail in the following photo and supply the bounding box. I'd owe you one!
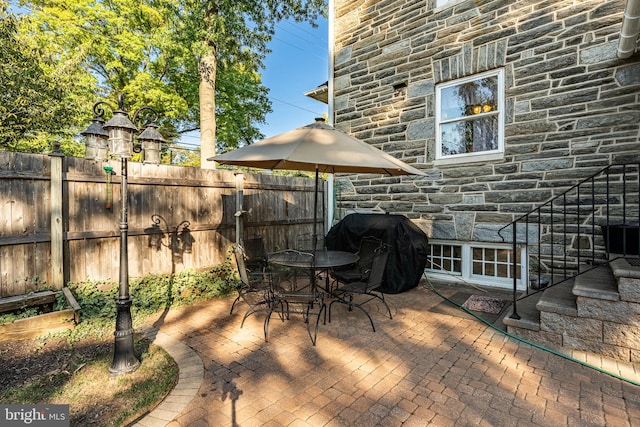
[498,163,640,320]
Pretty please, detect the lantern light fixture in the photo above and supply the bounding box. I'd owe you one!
[80,117,109,162]
[138,122,166,165]
[79,93,166,375]
[80,93,165,164]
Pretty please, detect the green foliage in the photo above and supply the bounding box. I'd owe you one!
[19,0,192,143]
[65,258,238,342]
[3,0,325,157]
[215,61,271,150]
[0,2,95,154]
[0,307,39,325]
[55,292,68,311]
[194,0,326,153]
[0,284,61,325]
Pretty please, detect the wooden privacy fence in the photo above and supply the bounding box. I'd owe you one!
[0,151,324,298]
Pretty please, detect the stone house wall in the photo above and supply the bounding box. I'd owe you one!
[332,0,640,250]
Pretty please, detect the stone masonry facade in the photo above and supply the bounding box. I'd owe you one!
[332,0,640,247]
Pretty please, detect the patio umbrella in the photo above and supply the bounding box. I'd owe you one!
[209,119,425,249]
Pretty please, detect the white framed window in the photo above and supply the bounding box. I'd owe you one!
[435,0,459,8]
[435,69,505,163]
[427,243,462,275]
[471,246,521,282]
[426,240,526,290]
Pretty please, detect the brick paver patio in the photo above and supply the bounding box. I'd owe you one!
[136,282,640,426]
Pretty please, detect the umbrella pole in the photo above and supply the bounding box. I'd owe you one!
[310,167,319,290]
[313,167,319,251]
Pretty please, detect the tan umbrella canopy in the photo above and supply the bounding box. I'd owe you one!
[210,119,425,176]
[209,119,425,249]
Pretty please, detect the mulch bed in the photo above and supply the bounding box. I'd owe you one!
[0,337,111,393]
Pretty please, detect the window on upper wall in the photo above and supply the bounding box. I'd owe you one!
[435,69,505,163]
[435,0,452,7]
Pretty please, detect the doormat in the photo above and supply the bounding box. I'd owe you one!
[462,294,509,314]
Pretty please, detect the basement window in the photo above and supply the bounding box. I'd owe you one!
[426,240,526,289]
[426,243,462,275]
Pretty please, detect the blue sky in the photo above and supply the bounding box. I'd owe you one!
[177,17,329,149]
[258,17,329,138]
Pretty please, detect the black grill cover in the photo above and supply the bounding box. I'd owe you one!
[325,213,429,294]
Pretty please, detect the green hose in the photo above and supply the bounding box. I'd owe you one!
[423,272,640,387]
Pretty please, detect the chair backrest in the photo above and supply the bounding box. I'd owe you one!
[364,244,390,291]
[268,249,315,293]
[233,245,250,286]
[356,236,383,271]
[243,236,266,270]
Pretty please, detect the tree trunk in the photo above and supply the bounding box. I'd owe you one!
[199,55,217,169]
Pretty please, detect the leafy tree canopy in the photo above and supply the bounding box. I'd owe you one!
[2,0,325,161]
[0,1,89,155]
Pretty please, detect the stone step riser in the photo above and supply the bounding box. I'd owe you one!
[504,259,640,363]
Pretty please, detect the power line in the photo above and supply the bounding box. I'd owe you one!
[274,22,327,51]
[269,96,325,115]
[271,35,328,62]
[171,140,200,148]
[279,20,328,45]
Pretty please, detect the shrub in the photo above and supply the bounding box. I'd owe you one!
[66,256,239,342]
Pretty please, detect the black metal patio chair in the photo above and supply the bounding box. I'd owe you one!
[329,244,392,332]
[230,244,272,326]
[329,236,383,290]
[295,232,325,251]
[265,250,326,345]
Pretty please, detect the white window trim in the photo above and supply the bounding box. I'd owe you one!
[435,69,505,163]
[434,0,463,10]
[425,240,527,290]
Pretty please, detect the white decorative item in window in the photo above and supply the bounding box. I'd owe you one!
[435,69,504,161]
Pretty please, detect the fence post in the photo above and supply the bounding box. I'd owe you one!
[235,172,244,245]
[49,144,64,290]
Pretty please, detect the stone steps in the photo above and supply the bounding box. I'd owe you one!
[611,257,640,303]
[536,278,577,316]
[503,277,579,331]
[573,265,619,301]
[503,258,640,363]
[502,291,542,331]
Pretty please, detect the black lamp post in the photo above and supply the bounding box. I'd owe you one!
[80,93,165,375]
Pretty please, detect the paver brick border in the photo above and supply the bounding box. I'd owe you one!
[131,327,204,427]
